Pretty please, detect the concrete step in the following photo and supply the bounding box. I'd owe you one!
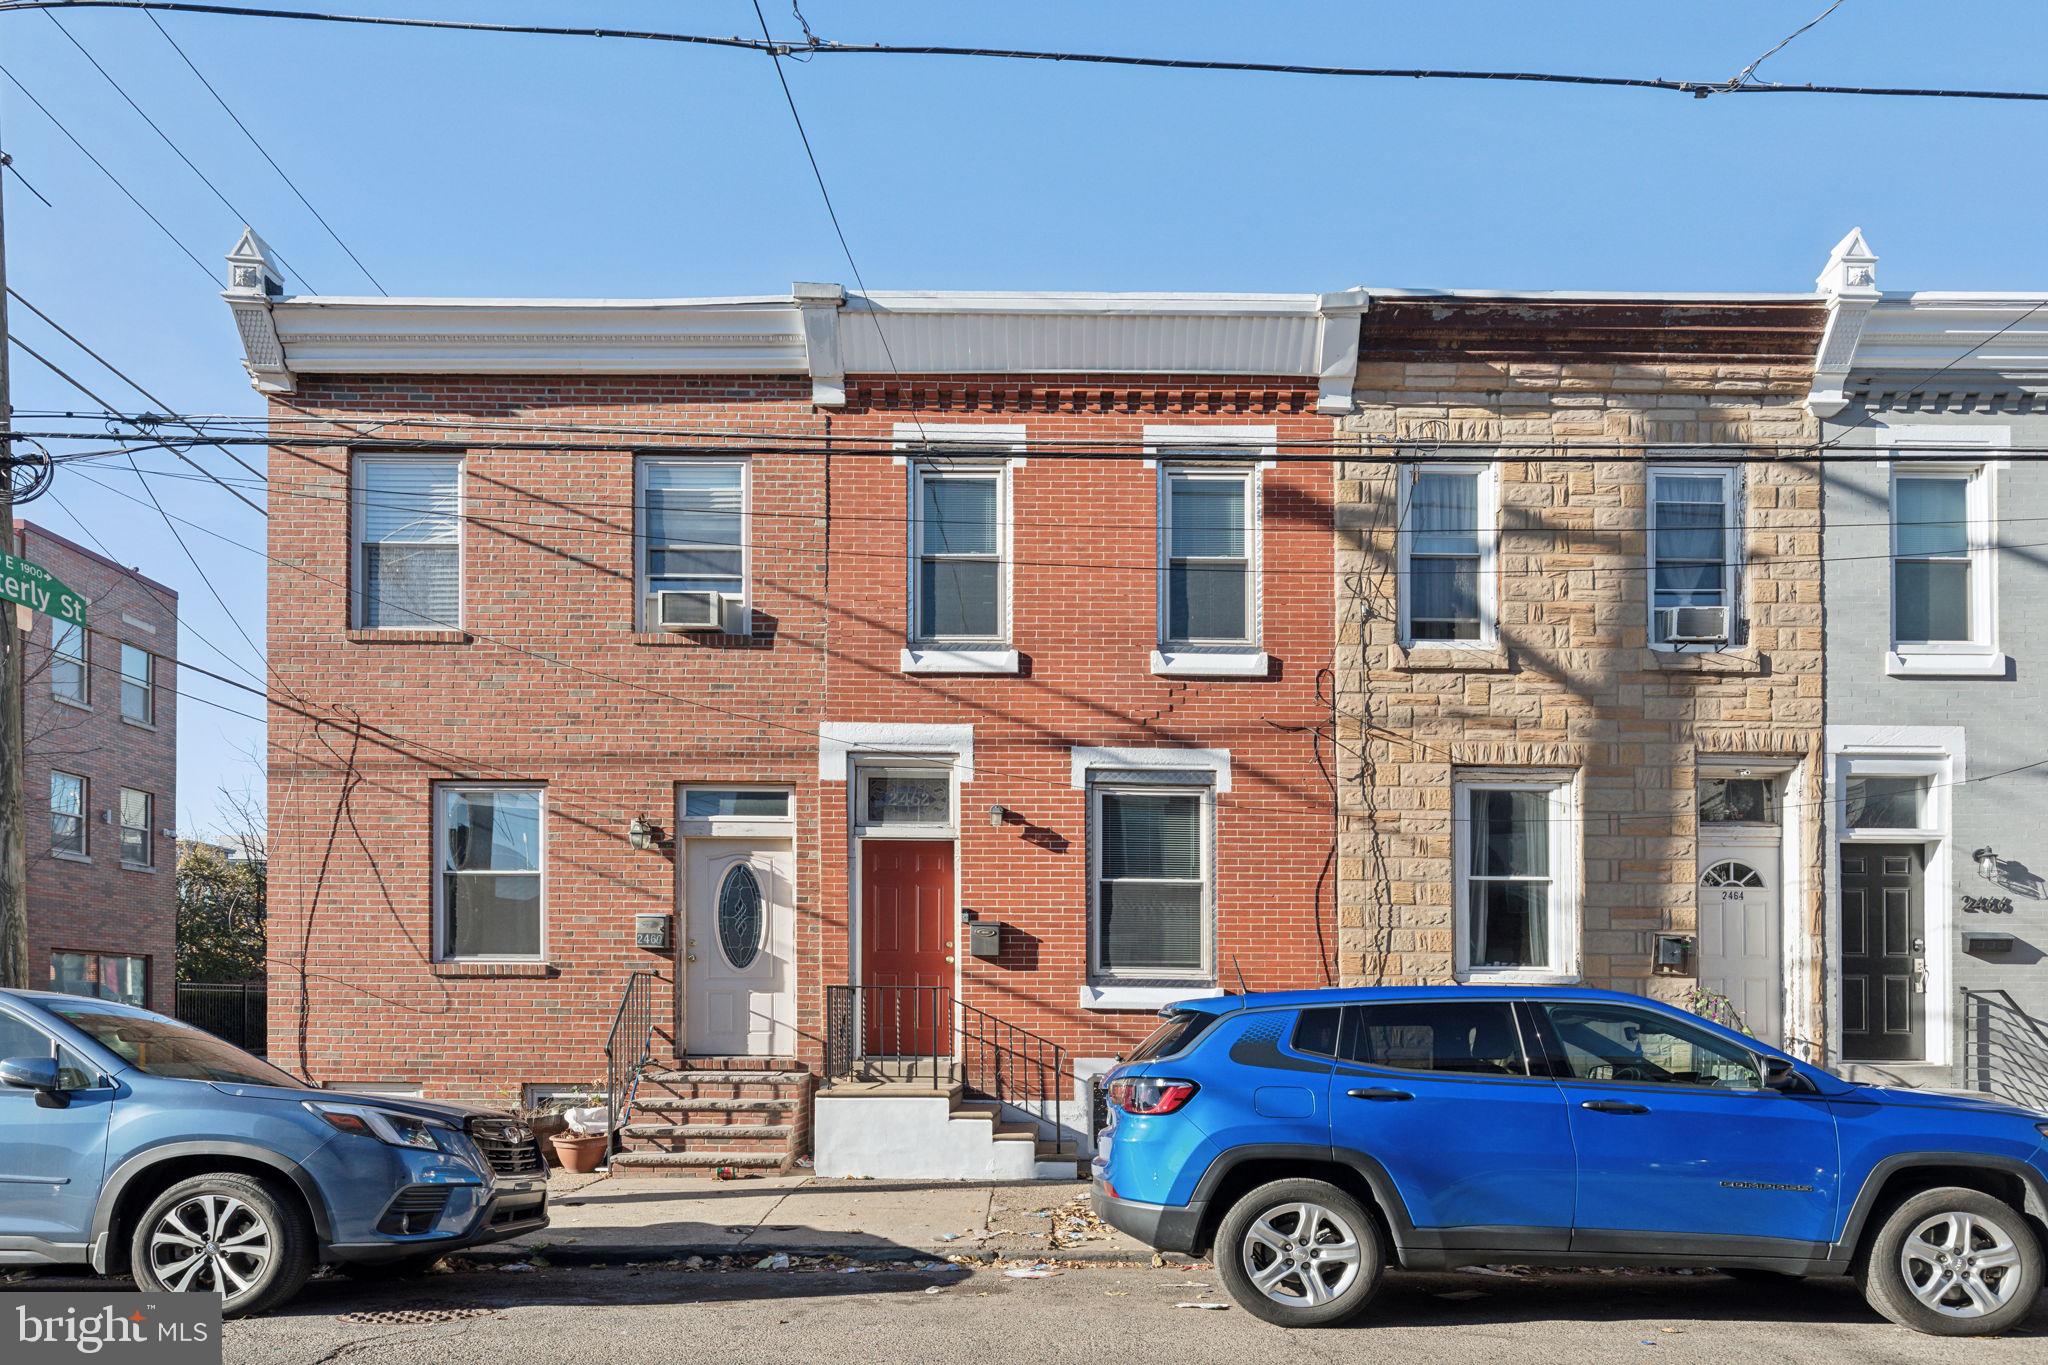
[991,1122,1039,1142]
[633,1096,795,1115]
[622,1123,795,1142]
[949,1101,1000,1124]
[665,1055,807,1074]
[609,1150,791,1178]
[643,1069,810,1085]
[819,1078,963,1102]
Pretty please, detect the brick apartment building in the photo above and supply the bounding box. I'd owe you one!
[1333,295,1830,1056]
[225,228,1362,1171]
[15,521,179,1011]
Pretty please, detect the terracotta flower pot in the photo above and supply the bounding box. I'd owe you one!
[550,1132,609,1174]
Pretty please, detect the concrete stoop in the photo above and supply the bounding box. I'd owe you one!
[611,1056,814,1178]
[812,1081,1082,1181]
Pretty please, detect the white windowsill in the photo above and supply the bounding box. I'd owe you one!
[899,646,1021,675]
[1885,650,2009,678]
[1149,649,1269,678]
[1454,969,1581,987]
[1078,984,1225,1012]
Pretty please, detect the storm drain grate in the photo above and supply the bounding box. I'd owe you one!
[336,1306,498,1326]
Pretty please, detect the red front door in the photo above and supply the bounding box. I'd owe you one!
[860,840,954,1057]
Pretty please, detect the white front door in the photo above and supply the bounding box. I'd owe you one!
[1696,846,1783,1045]
[683,838,795,1056]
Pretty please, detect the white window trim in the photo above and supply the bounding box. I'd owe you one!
[50,770,87,860]
[1397,461,1499,649]
[352,451,464,632]
[50,616,89,707]
[634,455,752,635]
[1086,772,1217,989]
[431,783,547,963]
[118,643,154,726]
[1451,770,1581,985]
[676,784,797,839]
[1646,463,1741,652]
[907,461,1013,647]
[1833,754,1948,843]
[852,761,958,839]
[118,789,154,869]
[894,426,1024,674]
[1885,441,2003,674]
[1150,429,1269,672]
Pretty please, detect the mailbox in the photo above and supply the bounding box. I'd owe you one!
[968,921,1003,960]
[1653,933,1693,974]
[635,913,672,951]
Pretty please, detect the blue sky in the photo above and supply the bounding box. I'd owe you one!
[3,0,2045,835]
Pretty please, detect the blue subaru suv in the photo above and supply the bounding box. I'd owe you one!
[1094,987,2048,1336]
[0,989,548,1315]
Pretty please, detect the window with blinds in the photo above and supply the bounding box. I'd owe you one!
[355,456,461,629]
[1400,464,1493,643]
[1163,468,1254,646]
[639,459,746,614]
[1092,784,1211,980]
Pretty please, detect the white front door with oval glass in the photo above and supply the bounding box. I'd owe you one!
[684,838,795,1056]
[1696,848,1782,1045]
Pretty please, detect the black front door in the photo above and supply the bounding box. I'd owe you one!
[1840,843,1926,1061]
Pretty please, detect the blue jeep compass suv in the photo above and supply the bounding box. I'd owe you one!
[1094,987,2048,1335]
[0,990,549,1315]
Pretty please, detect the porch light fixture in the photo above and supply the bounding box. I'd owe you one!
[1974,846,1999,879]
[628,815,655,852]
[988,804,1010,828]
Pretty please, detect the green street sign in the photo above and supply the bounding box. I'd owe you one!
[0,552,88,626]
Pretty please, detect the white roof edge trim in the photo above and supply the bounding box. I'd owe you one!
[850,290,1331,316]
[269,294,805,311]
[1357,287,1820,303]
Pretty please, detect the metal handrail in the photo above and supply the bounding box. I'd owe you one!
[1959,987,2048,1113]
[603,970,659,1154]
[958,996,1067,1153]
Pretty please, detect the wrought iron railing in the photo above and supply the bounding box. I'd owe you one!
[824,983,1068,1148]
[174,981,268,1055]
[603,970,659,1154]
[1958,988,2048,1113]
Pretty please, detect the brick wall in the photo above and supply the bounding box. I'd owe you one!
[1332,330,1829,1047]
[16,522,179,1011]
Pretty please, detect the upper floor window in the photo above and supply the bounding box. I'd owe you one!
[119,789,154,868]
[119,644,153,724]
[434,785,544,960]
[1161,466,1256,647]
[1648,467,1737,647]
[912,463,1006,644]
[50,619,87,704]
[1891,467,1990,651]
[637,458,746,632]
[1398,464,1494,645]
[354,454,461,630]
[1090,779,1213,984]
[50,771,86,857]
[1453,773,1578,983]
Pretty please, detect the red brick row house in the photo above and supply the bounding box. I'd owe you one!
[226,229,1363,1173]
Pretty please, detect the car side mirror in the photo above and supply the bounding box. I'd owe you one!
[1761,1056,1800,1092]
[0,1056,68,1107]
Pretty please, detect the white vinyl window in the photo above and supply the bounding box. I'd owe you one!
[637,457,747,630]
[119,789,153,868]
[1398,463,1495,645]
[50,619,87,704]
[1161,465,1256,647]
[1453,773,1578,983]
[50,771,86,858]
[434,785,545,960]
[354,454,461,629]
[1089,779,1214,984]
[1891,466,1991,651]
[119,644,153,724]
[911,462,1007,643]
[1648,466,1738,647]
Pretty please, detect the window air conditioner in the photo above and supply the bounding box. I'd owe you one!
[652,590,725,632]
[1659,605,1730,645]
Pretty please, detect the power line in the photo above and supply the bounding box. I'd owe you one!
[142,9,385,293]
[0,149,51,207]
[1,2,2044,103]
[0,60,216,283]
[1732,0,1851,88]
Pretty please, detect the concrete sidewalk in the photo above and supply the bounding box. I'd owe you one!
[468,1172,1181,1268]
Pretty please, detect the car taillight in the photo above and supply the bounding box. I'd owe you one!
[1108,1078,1199,1115]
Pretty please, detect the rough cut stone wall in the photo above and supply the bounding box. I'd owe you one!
[1334,355,1827,1050]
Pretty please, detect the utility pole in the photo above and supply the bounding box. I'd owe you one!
[0,146,26,991]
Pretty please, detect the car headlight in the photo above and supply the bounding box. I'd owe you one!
[304,1101,450,1150]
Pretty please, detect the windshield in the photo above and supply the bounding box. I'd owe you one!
[47,1001,307,1087]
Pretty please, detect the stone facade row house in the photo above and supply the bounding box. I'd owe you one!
[221,226,2045,1176]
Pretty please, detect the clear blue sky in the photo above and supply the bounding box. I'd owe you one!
[3,1,2044,836]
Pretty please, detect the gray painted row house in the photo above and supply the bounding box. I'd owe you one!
[1810,230,2048,1104]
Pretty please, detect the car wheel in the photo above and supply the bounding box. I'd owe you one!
[1214,1178,1385,1326]
[129,1172,315,1318]
[1860,1186,2042,1336]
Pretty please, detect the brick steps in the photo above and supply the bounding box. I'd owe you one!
[616,1057,812,1178]
[609,1151,789,1176]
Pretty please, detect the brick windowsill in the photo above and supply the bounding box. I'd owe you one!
[430,961,560,979]
[346,629,471,645]
[631,631,767,648]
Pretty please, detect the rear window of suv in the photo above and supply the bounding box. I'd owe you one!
[1127,1010,1217,1061]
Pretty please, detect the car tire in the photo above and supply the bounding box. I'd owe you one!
[129,1172,316,1318]
[1859,1186,2042,1337]
[1214,1178,1386,1327]
[338,1253,447,1280]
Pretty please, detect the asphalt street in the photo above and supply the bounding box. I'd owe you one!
[9,1260,2045,1364]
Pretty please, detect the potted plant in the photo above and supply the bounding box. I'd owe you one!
[546,1087,610,1173]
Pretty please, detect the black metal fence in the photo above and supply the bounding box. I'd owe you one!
[174,982,268,1054]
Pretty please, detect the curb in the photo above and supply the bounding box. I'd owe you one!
[458,1243,1194,1269]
